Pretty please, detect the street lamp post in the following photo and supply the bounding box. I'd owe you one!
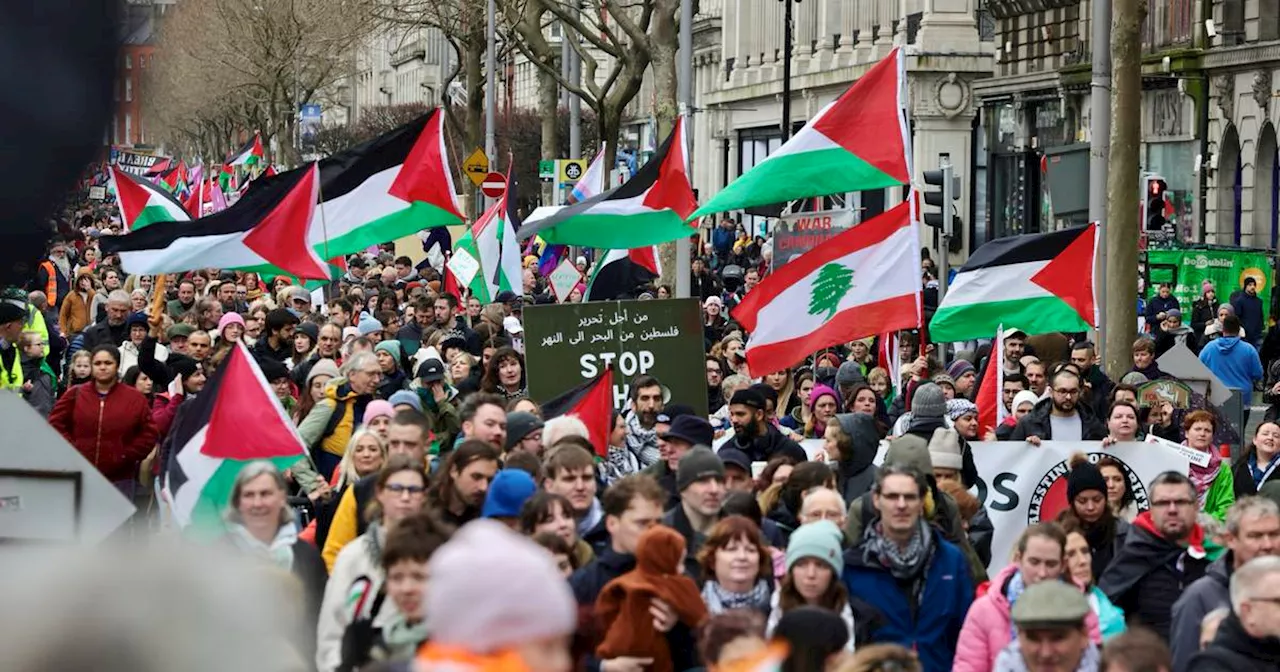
[779,0,797,140]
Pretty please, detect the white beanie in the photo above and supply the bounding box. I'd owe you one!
[426,520,577,653]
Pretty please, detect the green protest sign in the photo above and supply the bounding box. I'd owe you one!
[1146,248,1273,325]
[523,298,708,416]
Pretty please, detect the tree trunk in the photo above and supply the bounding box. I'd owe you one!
[599,110,621,189]
[539,65,559,203]
[1103,0,1145,376]
[649,6,680,291]
[465,28,486,220]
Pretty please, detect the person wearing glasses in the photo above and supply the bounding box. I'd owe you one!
[1098,471,1211,643]
[297,351,383,481]
[1009,367,1107,444]
[1188,555,1280,671]
[315,454,426,672]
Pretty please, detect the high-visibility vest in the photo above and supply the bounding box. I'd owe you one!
[38,260,59,306]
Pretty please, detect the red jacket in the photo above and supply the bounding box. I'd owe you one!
[49,382,159,482]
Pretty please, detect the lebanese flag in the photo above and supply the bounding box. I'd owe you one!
[585,246,661,301]
[975,325,1007,437]
[164,341,307,536]
[518,117,696,249]
[691,48,910,219]
[733,199,920,378]
[101,163,330,280]
[541,368,614,457]
[110,164,191,230]
[229,132,265,167]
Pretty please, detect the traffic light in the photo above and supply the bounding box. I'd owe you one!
[1146,176,1169,231]
[922,166,962,233]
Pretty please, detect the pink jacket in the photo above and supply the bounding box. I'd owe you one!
[952,564,1102,672]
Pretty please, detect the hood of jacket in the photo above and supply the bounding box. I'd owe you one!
[323,377,362,402]
[1208,335,1243,355]
[1206,612,1280,665]
[835,412,879,474]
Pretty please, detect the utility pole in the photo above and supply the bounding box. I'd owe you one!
[1104,0,1144,376]
[780,0,794,139]
[1089,0,1111,361]
[485,0,497,208]
[676,0,694,298]
[568,4,582,160]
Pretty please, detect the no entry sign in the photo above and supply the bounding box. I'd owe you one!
[481,172,506,198]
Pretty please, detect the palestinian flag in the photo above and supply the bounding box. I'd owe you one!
[110,164,192,230]
[690,48,910,220]
[454,167,522,302]
[974,325,1007,437]
[928,223,1098,342]
[733,199,920,378]
[585,247,660,301]
[229,132,265,167]
[243,108,463,264]
[541,368,614,458]
[518,117,696,248]
[102,163,330,280]
[164,341,308,536]
[218,163,237,193]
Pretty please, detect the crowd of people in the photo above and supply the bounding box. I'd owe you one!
[2,208,1280,672]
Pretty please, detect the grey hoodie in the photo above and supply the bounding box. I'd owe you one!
[833,412,879,504]
[1170,552,1233,672]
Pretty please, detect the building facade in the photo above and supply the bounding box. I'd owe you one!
[112,1,172,148]
[344,25,454,124]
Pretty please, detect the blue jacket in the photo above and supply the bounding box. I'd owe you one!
[1198,336,1264,404]
[1146,294,1180,329]
[842,533,974,672]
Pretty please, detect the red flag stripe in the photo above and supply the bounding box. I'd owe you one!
[745,294,918,379]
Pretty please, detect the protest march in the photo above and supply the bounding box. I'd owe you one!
[5,42,1280,672]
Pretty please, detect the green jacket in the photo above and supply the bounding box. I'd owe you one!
[1202,466,1235,522]
[414,384,461,453]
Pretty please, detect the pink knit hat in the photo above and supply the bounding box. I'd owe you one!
[1202,280,1214,294]
[362,399,395,424]
[425,520,576,653]
[809,383,839,411]
[217,312,245,337]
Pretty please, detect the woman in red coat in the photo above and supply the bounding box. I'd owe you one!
[49,344,158,499]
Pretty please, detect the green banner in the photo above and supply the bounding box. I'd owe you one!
[1146,248,1273,326]
[522,298,709,417]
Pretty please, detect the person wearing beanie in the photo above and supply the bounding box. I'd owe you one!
[1191,280,1219,344]
[481,469,538,527]
[217,311,246,344]
[946,398,979,440]
[889,382,977,486]
[766,521,855,650]
[373,340,407,399]
[357,314,383,342]
[362,399,396,440]
[824,413,880,504]
[835,360,865,399]
[662,447,726,581]
[947,359,978,399]
[387,388,423,414]
[1063,453,1128,581]
[724,386,807,464]
[504,410,545,455]
[953,523,1102,672]
[928,427,993,567]
[772,607,853,672]
[419,520,577,669]
[595,525,710,672]
[304,358,341,401]
[806,383,840,439]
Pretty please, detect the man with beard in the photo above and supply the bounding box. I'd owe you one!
[252,308,299,364]
[725,387,808,464]
[35,241,71,309]
[623,374,664,468]
[458,392,507,451]
[1071,341,1114,419]
[78,290,131,351]
[425,439,499,528]
[433,294,480,354]
[1170,497,1280,671]
[194,297,223,333]
[395,296,434,356]
[705,356,725,413]
[214,280,243,314]
[661,446,726,581]
[1010,368,1107,442]
[167,280,197,319]
[1099,471,1211,642]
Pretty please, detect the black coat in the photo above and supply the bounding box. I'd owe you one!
[1097,517,1209,642]
[569,547,635,606]
[662,504,716,583]
[726,423,808,464]
[1188,612,1280,672]
[1009,397,1108,441]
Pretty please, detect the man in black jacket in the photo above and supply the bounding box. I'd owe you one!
[1188,556,1280,671]
[1009,368,1107,442]
[252,308,299,364]
[1099,471,1211,642]
[723,388,807,463]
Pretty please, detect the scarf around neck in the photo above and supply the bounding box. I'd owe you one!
[701,579,771,614]
[228,521,298,570]
[1004,571,1027,642]
[864,518,932,580]
[1184,441,1223,503]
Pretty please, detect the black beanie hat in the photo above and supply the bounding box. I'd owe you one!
[1066,454,1108,501]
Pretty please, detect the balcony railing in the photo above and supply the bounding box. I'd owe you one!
[1141,0,1194,51]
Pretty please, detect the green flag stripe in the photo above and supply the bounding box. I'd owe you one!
[539,209,692,248]
[131,205,181,230]
[186,456,306,540]
[928,296,1090,343]
[691,146,900,219]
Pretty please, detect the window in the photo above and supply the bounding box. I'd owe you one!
[112,114,120,146]
[125,53,132,69]
[139,54,146,69]
[125,78,133,102]
[125,114,132,143]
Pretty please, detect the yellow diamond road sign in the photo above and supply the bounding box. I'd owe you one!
[464,148,489,186]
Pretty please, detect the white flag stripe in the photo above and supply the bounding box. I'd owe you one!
[942,260,1053,306]
[750,225,917,345]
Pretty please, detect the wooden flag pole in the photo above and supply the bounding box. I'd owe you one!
[148,274,168,332]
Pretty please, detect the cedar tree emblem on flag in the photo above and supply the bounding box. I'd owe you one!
[808,263,854,320]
